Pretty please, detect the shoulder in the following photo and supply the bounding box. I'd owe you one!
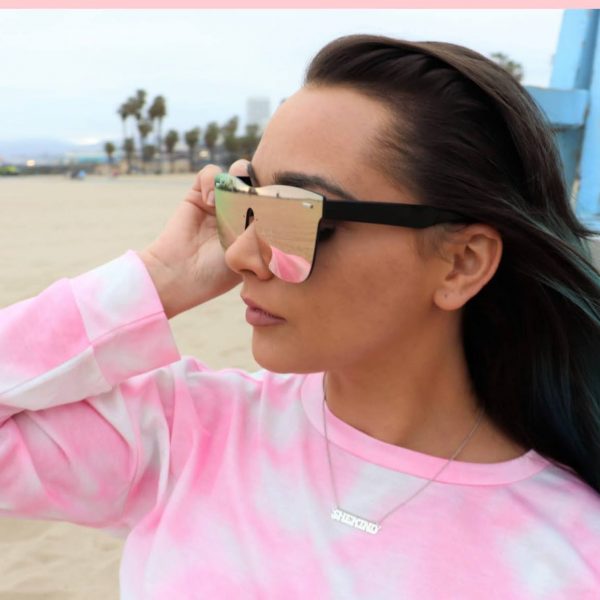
[142,356,311,424]
[122,357,317,474]
[119,355,317,434]
[531,460,600,515]
[513,459,600,578]
[172,356,306,402]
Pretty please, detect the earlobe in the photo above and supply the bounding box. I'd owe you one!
[433,225,502,311]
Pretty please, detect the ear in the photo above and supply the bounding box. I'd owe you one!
[433,224,502,311]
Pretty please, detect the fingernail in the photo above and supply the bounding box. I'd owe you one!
[207,190,215,206]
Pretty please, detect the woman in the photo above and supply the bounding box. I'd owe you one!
[1,35,599,598]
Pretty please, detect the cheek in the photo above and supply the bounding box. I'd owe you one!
[308,234,429,333]
[250,237,432,373]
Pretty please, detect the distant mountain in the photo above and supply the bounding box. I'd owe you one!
[0,138,104,163]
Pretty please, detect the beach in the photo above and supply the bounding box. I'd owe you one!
[2,174,600,599]
[0,174,259,599]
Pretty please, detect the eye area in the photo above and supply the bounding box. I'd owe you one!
[317,220,337,242]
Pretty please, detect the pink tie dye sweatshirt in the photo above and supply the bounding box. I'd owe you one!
[1,250,599,599]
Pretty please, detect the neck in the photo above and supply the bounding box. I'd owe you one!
[323,324,525,463]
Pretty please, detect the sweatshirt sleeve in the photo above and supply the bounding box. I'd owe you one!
[0,250,181,534]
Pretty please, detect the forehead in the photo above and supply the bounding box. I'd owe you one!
[251,86,392,197]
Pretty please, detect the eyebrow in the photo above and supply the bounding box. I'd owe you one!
[247,162,358,201]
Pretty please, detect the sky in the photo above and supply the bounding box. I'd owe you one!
[0,9,564,148]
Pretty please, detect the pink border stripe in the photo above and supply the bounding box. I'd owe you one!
[2,1,599,7]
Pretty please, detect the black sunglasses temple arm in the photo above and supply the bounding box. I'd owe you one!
[323,200,472,228]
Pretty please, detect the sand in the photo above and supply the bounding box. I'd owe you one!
[0,174,259,599]
[2,175,599,599]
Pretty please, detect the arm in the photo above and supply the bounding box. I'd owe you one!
[0,251,181,533]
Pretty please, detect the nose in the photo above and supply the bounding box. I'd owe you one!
[224,214,274,281]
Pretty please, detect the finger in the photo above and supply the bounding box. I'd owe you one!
[191,164,223,205]
[228,159,251,180]
[190,164,220,191]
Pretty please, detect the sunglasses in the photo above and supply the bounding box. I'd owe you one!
[214,172,473,283]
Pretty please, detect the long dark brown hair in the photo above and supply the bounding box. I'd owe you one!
[305,35,600,494]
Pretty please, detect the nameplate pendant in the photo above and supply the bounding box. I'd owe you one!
[331,508,381,535]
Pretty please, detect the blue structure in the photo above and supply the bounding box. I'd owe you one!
[525,9,600,230]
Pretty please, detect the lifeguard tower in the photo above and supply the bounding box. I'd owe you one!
[525,9,600,264]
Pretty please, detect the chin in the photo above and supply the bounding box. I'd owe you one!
[251,336,324,374]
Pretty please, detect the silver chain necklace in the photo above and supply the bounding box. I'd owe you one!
[322,376,485,535]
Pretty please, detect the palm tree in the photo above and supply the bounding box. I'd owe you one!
[117,103,130,151]
[184,127,201,172]
[123,137,135,174]
[132,89,147,118]
[142,144,157,165]
[104,141,116,164]
[490,52,524,82]
[164,129,179,173]
[204,121,220,162]
[221,116,239,164]
[239,124,261,160]
[221,116,239,137]
[148,95,167,173]
[130,89,147,164]
[137,119,153,172]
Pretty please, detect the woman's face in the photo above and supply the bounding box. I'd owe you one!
[224,85,445,374]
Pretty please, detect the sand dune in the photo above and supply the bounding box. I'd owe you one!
[0,174,259,599]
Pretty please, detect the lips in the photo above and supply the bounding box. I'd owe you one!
[241,296,284,319]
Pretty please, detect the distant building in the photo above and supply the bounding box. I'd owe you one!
[246,97,271,133]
